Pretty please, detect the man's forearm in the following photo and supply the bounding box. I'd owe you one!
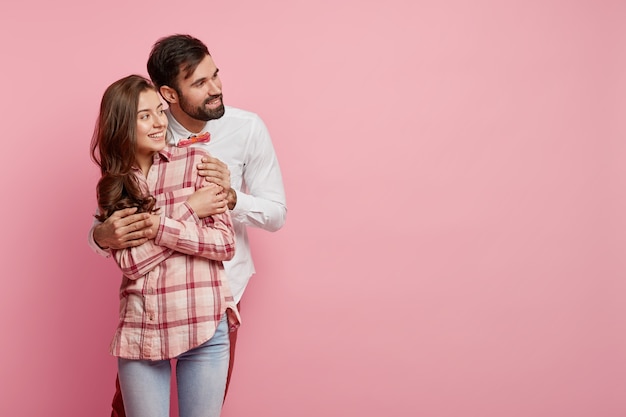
[93,223,110,250]
[230,191,286,232]
[87,219,112,258]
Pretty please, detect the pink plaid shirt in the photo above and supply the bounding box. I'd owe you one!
[109,146,239,360]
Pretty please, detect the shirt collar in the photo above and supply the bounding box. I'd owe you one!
[165,108,211,146]
[157,146,174,161]
[130,148,173,174]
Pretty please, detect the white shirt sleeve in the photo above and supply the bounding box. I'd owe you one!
[230,116,287,232]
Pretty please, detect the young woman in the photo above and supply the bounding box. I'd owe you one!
[91,74,239,417]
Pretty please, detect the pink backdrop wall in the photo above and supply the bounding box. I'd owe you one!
[1,1,625,416]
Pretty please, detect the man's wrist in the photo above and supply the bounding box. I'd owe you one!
[95,240,110,250]
[93,226,110,250]
[227,188,237,210]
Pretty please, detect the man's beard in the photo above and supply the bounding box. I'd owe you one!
[179,93,226,121]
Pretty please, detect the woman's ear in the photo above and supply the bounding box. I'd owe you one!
[160,86,178,104]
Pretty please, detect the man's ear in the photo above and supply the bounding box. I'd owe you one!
[160,86,178,104]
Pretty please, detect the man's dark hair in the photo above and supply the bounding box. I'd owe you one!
[147,34,211,92]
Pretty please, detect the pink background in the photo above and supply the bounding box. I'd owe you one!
[1,1,625,416]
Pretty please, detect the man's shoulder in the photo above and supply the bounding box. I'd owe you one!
[209,106,268,141]
[220,106,264,124]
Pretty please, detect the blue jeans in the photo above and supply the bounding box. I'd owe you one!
[117,316,230,417]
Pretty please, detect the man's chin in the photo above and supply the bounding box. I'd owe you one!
[209,105,226,119]
[193,106,225,122]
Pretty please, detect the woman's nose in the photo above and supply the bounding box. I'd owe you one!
[155,114,167,127]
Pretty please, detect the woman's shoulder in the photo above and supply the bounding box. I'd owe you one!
[164,145,211,162]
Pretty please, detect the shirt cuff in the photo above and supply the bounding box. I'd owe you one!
[230,191,253,222]
[154,203,200,247]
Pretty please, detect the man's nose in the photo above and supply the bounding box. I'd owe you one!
[207,79,222,95]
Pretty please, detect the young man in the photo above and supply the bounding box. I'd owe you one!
[89,34,287,417]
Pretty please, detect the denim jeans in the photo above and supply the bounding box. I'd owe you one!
[117,315,230,417]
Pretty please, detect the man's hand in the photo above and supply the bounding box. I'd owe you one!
[197,156,231,192]
[93,207,154,250]
[186,184,228,218]
[226,188,237,210]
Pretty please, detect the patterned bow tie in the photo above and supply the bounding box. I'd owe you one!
[177,132,211,147]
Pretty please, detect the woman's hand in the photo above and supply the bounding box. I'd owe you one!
[186,183,229,218]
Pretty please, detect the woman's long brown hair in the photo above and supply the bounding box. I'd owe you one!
[90,75,157,222]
